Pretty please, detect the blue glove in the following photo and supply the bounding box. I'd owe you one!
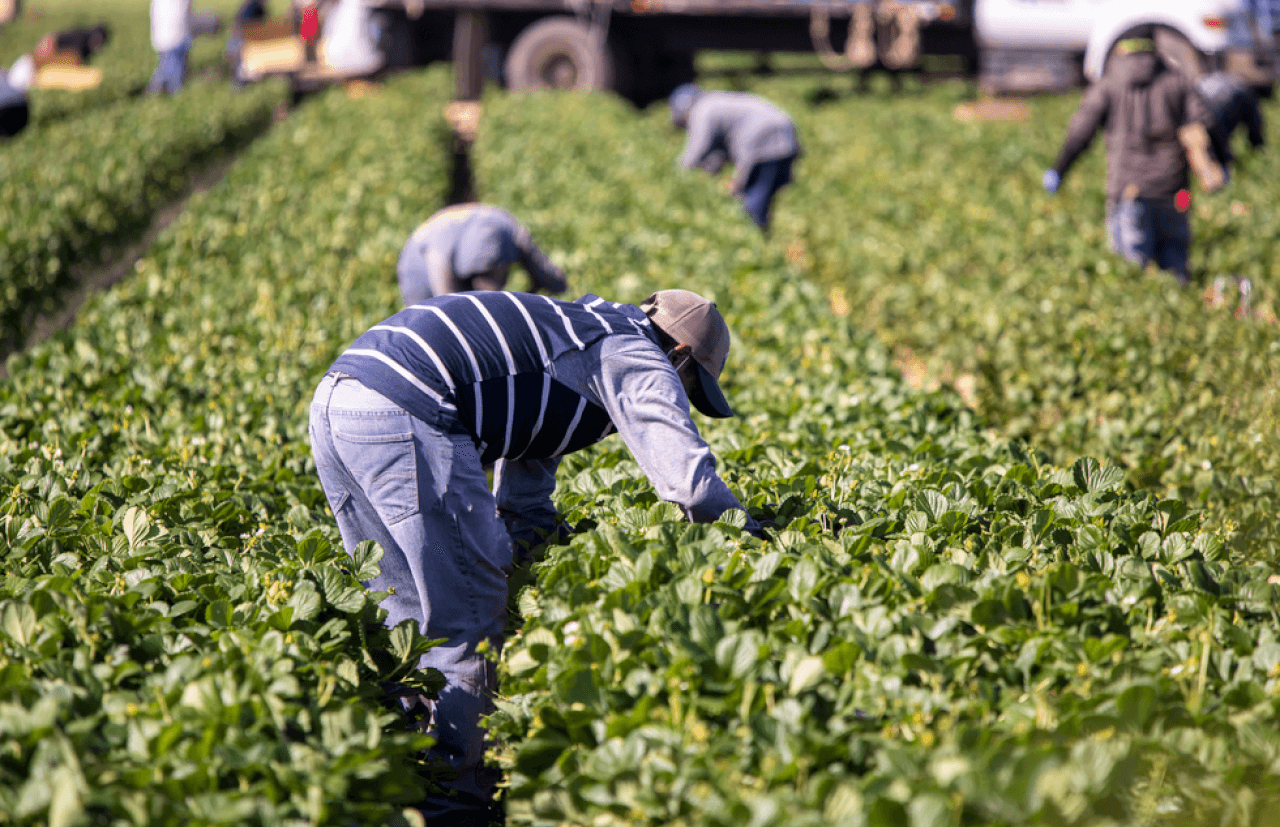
[1043,169,1061,194]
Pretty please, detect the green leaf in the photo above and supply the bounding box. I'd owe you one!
[2,603,37,647]
[121,506,150,550]
[788,655,826,695]
[1072,458,1124,493]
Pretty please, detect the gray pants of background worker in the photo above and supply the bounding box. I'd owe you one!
[309,372,509,823]
[1106,196,1191,284]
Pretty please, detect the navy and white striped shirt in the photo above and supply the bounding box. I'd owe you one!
[329,292,657,465]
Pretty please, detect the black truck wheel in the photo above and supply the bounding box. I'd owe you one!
[504,16,615,92]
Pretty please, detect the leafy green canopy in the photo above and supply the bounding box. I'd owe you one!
[0,69,455,826]
[0,80,284,353]
[470,90,1280,826]
[0,53,1277,827]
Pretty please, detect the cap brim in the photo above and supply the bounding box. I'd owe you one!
[689,363,734,418]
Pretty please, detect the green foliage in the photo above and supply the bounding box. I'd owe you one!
[0,66,456,825]
[3,32,1280,827]
[0,79,285,351]
[470,87,1280,826]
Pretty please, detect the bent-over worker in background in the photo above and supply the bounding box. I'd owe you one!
[1043,25,1221,285]
[397,203,567,305]
[1197,69,1265,173]
[309,288,762,824]
[670,83,801,233]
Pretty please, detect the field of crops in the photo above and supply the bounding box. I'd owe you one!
[2,9,1280,827]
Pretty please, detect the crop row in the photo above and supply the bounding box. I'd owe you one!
[0,67,455,825]
[0,6,241,127]
[469,89,1280,826]
[2,65,1278,826]
[0,78,284,353]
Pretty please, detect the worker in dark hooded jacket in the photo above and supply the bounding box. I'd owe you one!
[396,203,568,306]
[1043,25,1218,285]
[670,83,801,232]
[1197,70,1265,170]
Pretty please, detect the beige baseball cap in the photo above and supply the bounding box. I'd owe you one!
[640,289,734,418]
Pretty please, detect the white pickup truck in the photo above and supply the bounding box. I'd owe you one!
[971,0,1271,91]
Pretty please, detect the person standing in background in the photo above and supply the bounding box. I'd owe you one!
[225,0,267,85]
[1043,25,1220,285]
[149,0,193,94]
[669,83,801,233]
[397,204,567,306]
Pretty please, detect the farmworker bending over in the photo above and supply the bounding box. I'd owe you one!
[309,288,760,823]
[149,0,193,95]
[1043,25,1218,285]
[1197,70,1265,171]
[396,203,567,305]
[670,83,801,232]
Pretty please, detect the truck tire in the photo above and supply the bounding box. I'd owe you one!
[504,16,615,92]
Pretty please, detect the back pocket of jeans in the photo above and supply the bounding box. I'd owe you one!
[334,429,419,525]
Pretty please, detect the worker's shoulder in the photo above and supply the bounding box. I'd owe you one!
[595,330,668,370]
[697,91,789,115]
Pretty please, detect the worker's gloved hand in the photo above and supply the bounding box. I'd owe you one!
[1042,169,1061,194]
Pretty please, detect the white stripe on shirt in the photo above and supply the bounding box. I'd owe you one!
[516,374,552,460]
[551,397,588,456]
[465,293,517,373]
[370,324,456,391]
[421,305,483,378]
[506,292,551,366]
[582,297,614,333]
[344,349,453,410]
[537,294,585,350]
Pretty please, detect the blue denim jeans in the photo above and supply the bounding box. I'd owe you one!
[308,372,511,815]
[741,154,795,231]
[148,42,190,94]
[1106,196,1191,284]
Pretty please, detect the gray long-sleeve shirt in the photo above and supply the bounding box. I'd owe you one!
[397,204,567,303]
[679,92,800,192]
[493,331,754,538]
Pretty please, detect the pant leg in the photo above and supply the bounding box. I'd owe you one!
[740,156,794,231]
[1107,197,1156,270]
[149,47,186,94]
[1152,197,1192,284]
[309,373,511,814]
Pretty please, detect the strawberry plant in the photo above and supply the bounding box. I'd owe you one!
[0,66,456,825]
[469,88,1280,825]
[0,79,285,353]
